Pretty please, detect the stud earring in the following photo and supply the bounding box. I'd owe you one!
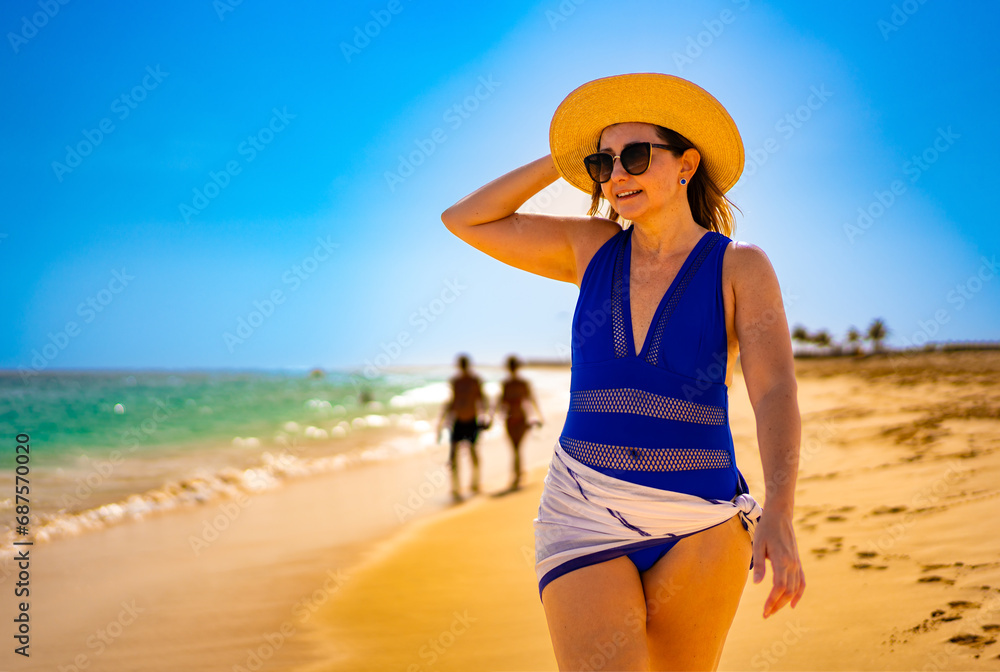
[680,178,687,185]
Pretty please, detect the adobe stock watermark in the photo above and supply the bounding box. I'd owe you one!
[213,0,244,21]
[384,76,501,192]
[743,84,833,179]
[18,268,134,383]
[190,438,316,556]
[671,0,751,72]
[358,277,467,379]
[223,234,338,352]
[521,179,567,213]
[7,0,72,54]
[179,106,296,223]
[51,65,169,182]
[514,180,570,233]
[553,296,614,359]
[862,461,964,555]
[406,611,477,672]
[546,575,683,671]
[394,466,449,522]
[892,255,996,353]
[341,0,406,62]
[922,594,1000,671]
[679,289,798,402]
[188,492,252,556]
[750,620,810,671]
[232,568,350,672]
[544,0,585,30]
[54,397,176,513]
[877,0,930,40]
[843,126,959,244]
[57,600,145,672]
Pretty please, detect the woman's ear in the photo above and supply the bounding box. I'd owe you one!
[681,147,701,177]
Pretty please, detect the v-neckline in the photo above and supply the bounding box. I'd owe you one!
[622,227,712,359]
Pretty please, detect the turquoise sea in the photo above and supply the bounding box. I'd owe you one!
[0,369,442,465]
[0,368,456,550]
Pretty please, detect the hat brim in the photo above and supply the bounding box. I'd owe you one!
[549,73,744,195]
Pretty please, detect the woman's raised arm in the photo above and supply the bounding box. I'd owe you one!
[440,154,619,286]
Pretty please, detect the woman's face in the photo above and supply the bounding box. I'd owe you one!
[597,122,697,222]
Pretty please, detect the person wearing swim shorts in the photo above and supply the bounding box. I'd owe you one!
[438,353,488,500]
[441,73,805,669]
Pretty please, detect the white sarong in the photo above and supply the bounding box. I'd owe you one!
[534,439,762,596]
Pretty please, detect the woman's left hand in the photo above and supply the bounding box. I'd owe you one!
[752,507,805,618]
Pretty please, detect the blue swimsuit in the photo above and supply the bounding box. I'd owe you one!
[557,224,752,574]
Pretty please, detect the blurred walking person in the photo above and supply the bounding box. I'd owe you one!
[493,355,543,490]
[438,354,488,500]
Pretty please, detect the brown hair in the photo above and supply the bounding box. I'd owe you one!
[587,125,741,237]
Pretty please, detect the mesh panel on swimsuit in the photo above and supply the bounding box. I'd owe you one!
[569,387,725,424]
[559,226,742,500]
[559,437,732,472]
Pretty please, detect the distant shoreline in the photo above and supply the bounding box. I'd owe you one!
[792,340,1000,359]
[2,340,998,376]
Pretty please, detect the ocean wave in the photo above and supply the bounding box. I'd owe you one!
[0,422,440,565]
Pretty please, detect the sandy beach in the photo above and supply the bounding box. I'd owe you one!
[295,349,1000,672]
[6,351,1000,671]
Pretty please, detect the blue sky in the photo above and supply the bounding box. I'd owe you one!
[2,0,997,375]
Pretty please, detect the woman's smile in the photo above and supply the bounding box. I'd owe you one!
[615,189,643,202]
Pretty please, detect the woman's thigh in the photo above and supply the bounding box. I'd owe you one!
[541,556,651,671]
[641,514,753,670]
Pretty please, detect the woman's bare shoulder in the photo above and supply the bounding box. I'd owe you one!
[723,240,777,277]
[722,240,785,316]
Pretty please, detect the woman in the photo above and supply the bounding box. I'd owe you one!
[493,355,544,491]
[441,73,804,670]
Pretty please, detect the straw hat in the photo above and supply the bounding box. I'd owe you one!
[549,73,745,195]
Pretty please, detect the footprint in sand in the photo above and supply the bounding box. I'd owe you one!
[918,576,956,585]
[811,537,844,558]
[851,550,888,570]
[825,506,854,522]
[911,602,988,634]
[948,600,980,610]
[948,633,997,649]
[871,505,908,515]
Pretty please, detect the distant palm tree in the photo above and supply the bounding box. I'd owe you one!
[791,325,810,346]
[846,326,862,355]
[866,318,889,353]
[813,330,832,349]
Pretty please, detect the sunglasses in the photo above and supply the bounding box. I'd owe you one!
[583,142,679,184]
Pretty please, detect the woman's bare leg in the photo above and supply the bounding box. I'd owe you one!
[641,515,753,670]
[541,556,650,671]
